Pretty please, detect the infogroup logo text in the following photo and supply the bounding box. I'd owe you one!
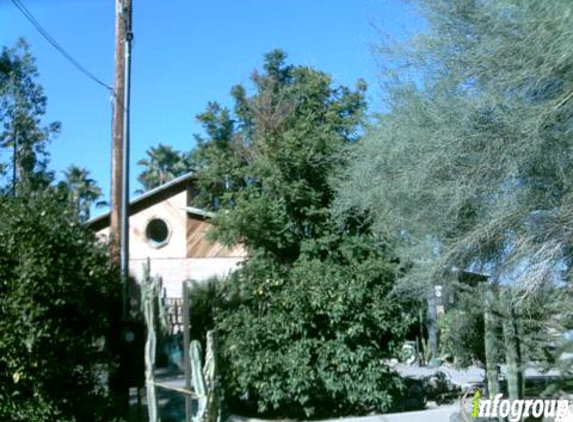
[461,388,572,422]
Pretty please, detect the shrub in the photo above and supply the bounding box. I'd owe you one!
[217,237,410,418]
[187,275,243,344]
[438,307,485,367]
[0,191,121,421]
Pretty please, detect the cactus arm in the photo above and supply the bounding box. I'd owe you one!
[142,260,159,422]
[190,331,220,422]
[191,340,207,422]
[204,331,219,422]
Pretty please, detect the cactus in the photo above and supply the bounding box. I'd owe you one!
[420,337,433,366]
[483,282,500,400]
[426,293,440,362]
[190,331,219,422]
[502,292,523,400]
[142,260,168,422]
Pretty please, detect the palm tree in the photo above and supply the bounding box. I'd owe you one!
[59,165,104,221]
[136,143,192,192]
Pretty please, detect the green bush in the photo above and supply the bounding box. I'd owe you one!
[187,51,409,418]
[187,276,242,345]
[217,237,410,418]
[0,191,121,421]
[438,307,485,367]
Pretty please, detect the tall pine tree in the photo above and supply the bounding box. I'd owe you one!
[0,39,60,194]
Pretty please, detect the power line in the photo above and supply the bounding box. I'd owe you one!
[9,0,113,92]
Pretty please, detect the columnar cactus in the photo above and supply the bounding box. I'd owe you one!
[502,292,523,400]
[142,261,168,422]
[483,282,500,400]
[190,331,219,422]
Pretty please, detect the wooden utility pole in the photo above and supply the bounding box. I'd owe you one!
[111,0,133,419]
[111,0,126,267]
[111,0,133,318]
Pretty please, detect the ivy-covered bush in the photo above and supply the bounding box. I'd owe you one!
[217,236,410,418]
[0,191,121,421]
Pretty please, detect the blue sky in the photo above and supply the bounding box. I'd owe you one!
[0,0,423,214]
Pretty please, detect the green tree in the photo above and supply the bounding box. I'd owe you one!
[136,143,192,192]
[0,54,11,180]
[219,238,408,418]
[191,50,408,417]
[335,0,573,394]
[0,39,60,193]
[337,0,573,297]
[0,54,10,76]
[0,191,121,421]
[195,50,368,260]
[57,165,105,222]
[190,101,247,210]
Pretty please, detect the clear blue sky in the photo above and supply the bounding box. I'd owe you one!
[0,0,423,214]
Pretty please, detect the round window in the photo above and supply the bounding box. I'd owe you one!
[146,218,170,246]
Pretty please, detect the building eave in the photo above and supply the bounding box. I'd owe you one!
[86,172,197,230]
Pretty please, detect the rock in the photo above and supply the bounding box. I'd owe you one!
[388,358,399,367]
[429,358,443,368]
[421,371,461,404]
[402,378,426,411]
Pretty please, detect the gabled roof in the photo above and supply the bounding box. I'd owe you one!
[87,172,211,231]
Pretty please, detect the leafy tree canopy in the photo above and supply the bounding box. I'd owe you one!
[190,50,409,417]
[0,39,60,193]
[0,40,106,222]
[336,0,573,297]
[56,165,105,222]
[136,143,192,192]
[192,49,368,262]
[0,190,121,421]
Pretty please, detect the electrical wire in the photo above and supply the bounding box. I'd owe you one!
[9,0,114,92]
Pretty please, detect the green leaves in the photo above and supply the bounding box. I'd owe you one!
[56,165,104,222]
[337,0,573,296]
[192,50,367,262]
[188,51,407,418]
[0,192,120,421]
[218,245,408,417]
[136,143,193,192]
[0,39,60,192]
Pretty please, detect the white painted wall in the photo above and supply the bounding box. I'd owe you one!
[129,257,243,298]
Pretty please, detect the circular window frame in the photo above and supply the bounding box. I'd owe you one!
[145,217,172,249]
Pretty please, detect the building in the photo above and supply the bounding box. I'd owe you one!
[87,173,246,298]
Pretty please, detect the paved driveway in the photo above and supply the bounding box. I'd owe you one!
[230,405,459,422]
[320,405,458,422]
